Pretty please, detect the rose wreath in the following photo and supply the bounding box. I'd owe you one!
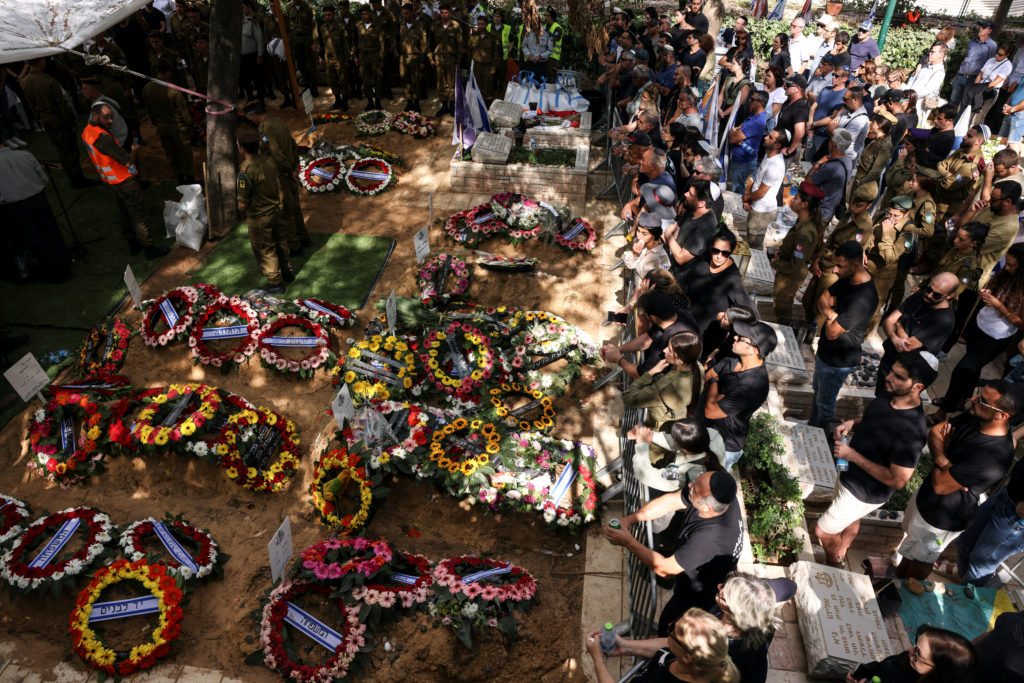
[131,383,222,454]
[429,555,539,647]
[299,154,347,193]
[355,109,394,135]
[426,417,501,497]
[418,321,505,403]
[293,536,392,585]
[217,405,301,493]
[141,284,221,347]
[489,192,548,244]
[257,314,332,379]
[296,297,356,327]
[69,559,184,677]
[310,448,381,533]
[352,550,434,616]
[481,433,599,530]
[392,110,435,137]
[118,516,224,581]
[331,334,418,404]
[0,506,115,595]
[341,400,432,477]
[482,382,556,434]
[552,216,597,252]
[27,390,109,487]
[417,253,472,307]
[258,580,368,682]
[0,495,31,547]
[344,157,395,197]
[443,205,506,247]
[105,387,165,451]
[189,294,261,371]
[75,317,131,380]
[507,310,600,396]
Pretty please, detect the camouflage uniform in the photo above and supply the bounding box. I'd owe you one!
[258,115,309,251]
[237,153,291,286]
[772,218,819,326]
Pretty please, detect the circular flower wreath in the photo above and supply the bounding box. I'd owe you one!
[257,315,331,378]
[106,387,164,451]
[69,559,184,677]
[347,401,432,476]
[27,390,109,487]
[76,318,130,379]
[118,517,221,581]
[419,322,502,401]
[0,506,114,594]
[355,109,394,135]
[217,406,301,493]
[300,155,346,193]
[310,448,376,532]
[427,417,501,488]
[553,217,597,252]
[417,253,472,306]
[508,310,599,395]
[489,192,547,244]
[188,295,260,370]
[0,495,30,547]
[132,383,221,452]
[392,110,435,137]
[141,284,220,347]
[443,206,506,247]
[332,334,418,403]
[353,550,434,612]
[345,158,395,196]
[260,580,367,682]
[296,536,392,584]
[483,382,556,433]
[296,298,356,327]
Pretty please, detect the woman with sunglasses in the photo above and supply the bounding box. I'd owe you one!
[847,624,976,683]
[585,607,740,683]
[623,331,703,430]
[702,305,757,366]
[678,230,755,353]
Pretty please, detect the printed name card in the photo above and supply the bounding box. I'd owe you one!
[29,518,80,569]
[201,326,250,340]
[284,601,344,652]
[528,347,573,371]
[509,397,544,418]
[88,595,161,623]
[59,415,75,451]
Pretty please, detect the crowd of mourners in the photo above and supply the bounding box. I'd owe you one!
[589,4,1024,682]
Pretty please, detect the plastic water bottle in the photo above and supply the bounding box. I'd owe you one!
[43,350,70,364]
[600,622,616,654]
[835,433,851,472]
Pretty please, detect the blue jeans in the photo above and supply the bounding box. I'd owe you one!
[956,488,1024,587]
[950,73,974,110]
[809,355,856,428]
[728,158,757,194]
[1008,111,1024,143]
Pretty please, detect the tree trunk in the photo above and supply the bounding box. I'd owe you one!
[206,0,243,237]
[993,0,1012,34]
[703,0,726,44]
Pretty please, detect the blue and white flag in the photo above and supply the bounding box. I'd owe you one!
[766,0,786,21]
[703,76,720,148]
[452,63,492,148]
[866,0,880,23]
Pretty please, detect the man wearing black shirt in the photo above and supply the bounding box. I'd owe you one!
[896,379,1021,579]
[600,290,697,379]
[815,350,937,567]
[910,104,956,169]
[877,272,958,392]
[777,75,810,160]
[705,320,775,470]
[663,179,717,280]
[677,0,708,35]
[810,241,878,428]
[604,470,744,636]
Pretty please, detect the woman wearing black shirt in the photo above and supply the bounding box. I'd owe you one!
[847,625,977,683]
[769,33,792,77]
[679,230,755,351]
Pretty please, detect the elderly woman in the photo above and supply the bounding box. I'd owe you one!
[713,573,786,683]
[586,608,740,683]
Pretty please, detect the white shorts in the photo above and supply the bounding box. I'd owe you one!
[817,477,883,536]
[896,490,963,564]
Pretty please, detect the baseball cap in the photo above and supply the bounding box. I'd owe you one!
[882,88,906,103]
[627,131,652,146]
[858,19,873,31]
[732,320,778,357]
[890,195,913,210]
[977,20,995,29]
[784,74,807,89]
[821,53,838,66]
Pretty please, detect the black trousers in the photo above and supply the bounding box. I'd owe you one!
[240,52,266,99]
[939,312,1013,413]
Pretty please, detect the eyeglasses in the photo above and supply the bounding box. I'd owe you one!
[973,388,1006,413]
[733,334,753,345]
[667,620,688,650]
[912,645,934,668]
[711,247,732,257]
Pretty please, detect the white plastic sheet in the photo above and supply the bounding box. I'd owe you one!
[0,0,150,61]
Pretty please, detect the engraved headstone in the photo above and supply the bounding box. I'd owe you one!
[489,100,524,128]
[471,132,513,164]
[776,422,837,502]
[790,561,895,679]
[742,249,774,296]
[764,322,809,383]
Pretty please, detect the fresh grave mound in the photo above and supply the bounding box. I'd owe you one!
[187,224,394,310]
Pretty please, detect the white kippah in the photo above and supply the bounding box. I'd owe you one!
[919,350,939,372]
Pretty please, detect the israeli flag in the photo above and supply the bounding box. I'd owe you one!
[766,0,786,21]
[452,63,493,148]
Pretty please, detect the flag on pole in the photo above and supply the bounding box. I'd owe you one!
[766,0,786,21]
[703,77,720,149]
[866,0,880,22]
[800,0,814,23]
[452,63,492,147]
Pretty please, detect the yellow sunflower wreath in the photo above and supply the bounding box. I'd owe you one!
[310,447,380,533]
[482,382,556,433]
[331,334,418,403]
[131,383,221,454]
[216,406,301,492]
[426,417,501,497]
[69,559,184,677]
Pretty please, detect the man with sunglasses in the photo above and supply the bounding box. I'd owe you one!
[950,179,1023,288]
[896,379,1021,580]
[877,272,958,393]
[815,350,937,567]
[849,20,879,74]
[603,470,744,636]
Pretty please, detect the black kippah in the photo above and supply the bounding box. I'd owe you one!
[708,471,736,505]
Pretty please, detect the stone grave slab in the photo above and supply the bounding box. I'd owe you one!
[489,100,523,128]
[722,190,748,218]
[471,132,513,164]
[764,322,809,383]
[776,422,837,502]
[742,249,774,297]
[789,561,895,679]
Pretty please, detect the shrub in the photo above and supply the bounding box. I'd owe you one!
[879,26,936,73]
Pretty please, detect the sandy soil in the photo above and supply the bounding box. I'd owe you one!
[0,104,611,681]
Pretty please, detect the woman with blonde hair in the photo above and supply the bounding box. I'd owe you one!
[586,607,740,683]
[715,572,786,683]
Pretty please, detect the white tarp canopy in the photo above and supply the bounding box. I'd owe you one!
[0,0,151,61]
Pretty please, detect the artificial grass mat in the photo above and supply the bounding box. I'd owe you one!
[186,223,394,310]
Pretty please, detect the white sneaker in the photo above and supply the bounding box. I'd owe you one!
[9,136,27,146]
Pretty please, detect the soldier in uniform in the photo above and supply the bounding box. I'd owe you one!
[772,181,825,327]
[543,7,563,80]
[468,15,500,100]
[853,113,894,191]
[370,0,398,100]
[432,4,464,117]
[236,129,292,295]
[889,166,940,308]
[321,5,351,110]
[181,5,209,67]
[935,125,987,223]
[926,221,987,300]
[866,195,915,327]
[143,60,197,184]
[263,8,296,107]
[20,58,94,188]
[244,100,311,254]
[354,4,387,111]
[147,31,186,87]
[398,3,429,112]
[169,1,191,53]
[488,10,513,96]
[286,0,320,96]
[803,183,877,341]
[193,33,211,94]
[336,2,361,101]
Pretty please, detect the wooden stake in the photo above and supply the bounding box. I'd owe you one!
[271,0,303,107]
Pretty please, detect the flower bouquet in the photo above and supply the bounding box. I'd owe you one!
[392,110,435,137]
[293,536,392,586]
[340,401,433,477]
[471,250,540,272]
